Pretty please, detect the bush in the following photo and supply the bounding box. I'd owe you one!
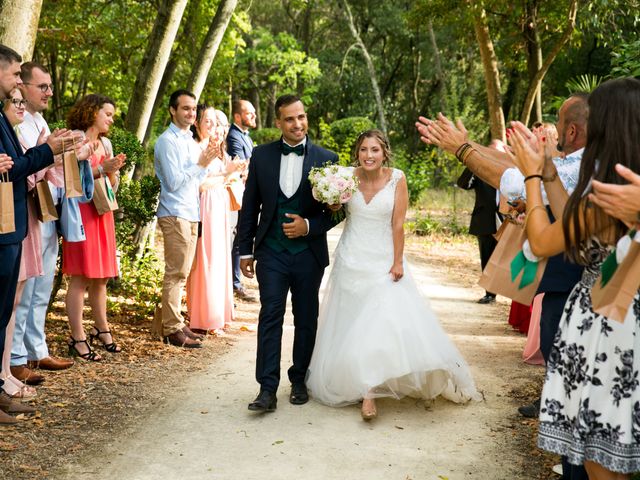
[407,211,468,236]
[251,128,281,145]
[319,116,376,165]
[108,126,149,176]
[115,174,160,257]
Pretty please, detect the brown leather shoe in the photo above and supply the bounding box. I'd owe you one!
[163,330,202,349]
[0,391,36,414]
[234,287,257,303]
[27,356,74,371]
[0,409,19,426]
[182,326,205,341]
[10,366,45,385]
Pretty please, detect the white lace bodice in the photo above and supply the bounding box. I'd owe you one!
[336,168,404,274]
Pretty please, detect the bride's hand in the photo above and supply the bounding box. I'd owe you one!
[389,262,403,282]
[327,203,342,212]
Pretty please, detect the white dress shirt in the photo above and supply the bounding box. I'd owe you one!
[279,139,306,197]
[21,111,57,203]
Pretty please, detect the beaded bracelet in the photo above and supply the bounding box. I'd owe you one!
[455,143,473,164]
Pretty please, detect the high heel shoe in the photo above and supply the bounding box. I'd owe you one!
[68,337,101,362]
[89,328,122,353]
[361,399,377,421]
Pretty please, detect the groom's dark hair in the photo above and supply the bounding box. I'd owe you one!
[275,94,302,118]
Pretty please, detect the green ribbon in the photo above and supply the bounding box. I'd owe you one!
[510,250,539,289]
[599,229,637,287]
[106,179,115,202]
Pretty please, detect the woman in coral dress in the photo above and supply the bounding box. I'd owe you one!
[186,105,244,335]
[62,94,126,361]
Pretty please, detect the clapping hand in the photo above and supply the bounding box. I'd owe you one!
[506,123,545,177]
[198,140,218,168]
[0,153,13,174]
[75,139,100,162]
[416,113,469,154]
[590,164,640,227]
[103,153,126,173]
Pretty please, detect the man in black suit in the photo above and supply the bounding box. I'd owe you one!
[457,166,499,304]
[227,100,257,302]
[0,45,75,423]
[238,94,338,412]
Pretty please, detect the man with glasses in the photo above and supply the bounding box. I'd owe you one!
[11,62,74,387]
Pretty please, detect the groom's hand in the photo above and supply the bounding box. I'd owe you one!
[240,258,255,278]
[282,213,308,238]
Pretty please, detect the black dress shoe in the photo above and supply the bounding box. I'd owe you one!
[518,398,541,418]
[248,390,277,412]
[477,294,496,304]
[289,383,309,405]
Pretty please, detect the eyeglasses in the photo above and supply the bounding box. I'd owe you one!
[23,83,53,93]
[9,98,27,108]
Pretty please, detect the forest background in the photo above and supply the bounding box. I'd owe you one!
[0,0,638,312]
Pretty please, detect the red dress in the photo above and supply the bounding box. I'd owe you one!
[62,153,118,278]
[508,300,532,334]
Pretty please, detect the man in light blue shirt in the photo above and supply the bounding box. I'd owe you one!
[154,89,217,349]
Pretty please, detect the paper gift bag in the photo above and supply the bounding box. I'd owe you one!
[591,231,640,323]
[0,172,15,234]
[479,220,547,305]
[33,180,58,222]
[63,149,83,198]
[93,175,118,215]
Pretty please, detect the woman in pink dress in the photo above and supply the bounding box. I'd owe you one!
[62,94,126,361]
[186,105,243,335]
[1,89,66,398]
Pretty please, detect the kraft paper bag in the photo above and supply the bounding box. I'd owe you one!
[92,175,118,215]
[591,233,640,323]
[33,180,58,222]
[479,220,547,305]
[227,184,242,211]
[0,172,15,234]
[63,149,83,198]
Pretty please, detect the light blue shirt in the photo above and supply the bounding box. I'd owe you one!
[499,147,583,204]
[154,123,206,222]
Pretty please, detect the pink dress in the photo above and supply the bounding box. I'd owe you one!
[19,166,64,281]
[62,153,118,278]
[186,158,234,330]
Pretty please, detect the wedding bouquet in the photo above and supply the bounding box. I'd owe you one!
[308,164,359,221]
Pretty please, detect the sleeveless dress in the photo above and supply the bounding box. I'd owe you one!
[538,239,640,473]
[62,152,118,278]
[306,168,480,406]
[186,158,234,330]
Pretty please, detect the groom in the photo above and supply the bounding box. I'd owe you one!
[238,94,338,412]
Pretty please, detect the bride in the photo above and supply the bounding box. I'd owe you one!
[306,129,480,420]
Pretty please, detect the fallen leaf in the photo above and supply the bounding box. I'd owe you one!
[272,440,284,445]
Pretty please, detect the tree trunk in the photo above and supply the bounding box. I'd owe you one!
[186,0,238,100]
[523,0,543,125]
[427,20,446,113]
[338,0,388,137]
[520,0,578,125]
[470,2,505,142]
[142,0,202,149]
[124,0,188,142]
[0,0,43,61]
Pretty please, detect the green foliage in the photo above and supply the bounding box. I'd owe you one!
[251,128,281,145]
[108,127,149,176]
[565,74,604,93]
[318,117,376,165]
[109,251,163,321]
[115,174,160,257]
[406,211,468,236]
[610,39,640,77]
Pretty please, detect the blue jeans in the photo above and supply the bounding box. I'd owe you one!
[11,221,57,365]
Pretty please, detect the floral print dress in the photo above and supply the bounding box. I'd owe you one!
[538,239,640,473]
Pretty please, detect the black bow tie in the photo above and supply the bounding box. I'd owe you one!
[281,142,304,156]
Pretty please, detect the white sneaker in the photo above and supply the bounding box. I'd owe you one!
[552,463,563,475]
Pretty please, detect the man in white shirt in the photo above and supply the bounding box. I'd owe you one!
[12,62,74,383]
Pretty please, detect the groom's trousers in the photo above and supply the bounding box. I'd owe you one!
[254,246,324,393]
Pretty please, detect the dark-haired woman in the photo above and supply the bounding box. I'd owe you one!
[510,77,640,478]
[63,94,126,361]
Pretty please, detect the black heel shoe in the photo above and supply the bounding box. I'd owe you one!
[68,337,101,362]
[89,328,122,353]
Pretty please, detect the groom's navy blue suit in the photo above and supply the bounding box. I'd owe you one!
[237,137,338,393]
[0,110,54,390]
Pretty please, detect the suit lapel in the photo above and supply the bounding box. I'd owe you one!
[266,141,282,202]
[0,113,20,154]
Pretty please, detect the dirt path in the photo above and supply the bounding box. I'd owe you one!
[53,229,547,480]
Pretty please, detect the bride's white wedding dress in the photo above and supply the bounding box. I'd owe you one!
[306,168,480,406]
